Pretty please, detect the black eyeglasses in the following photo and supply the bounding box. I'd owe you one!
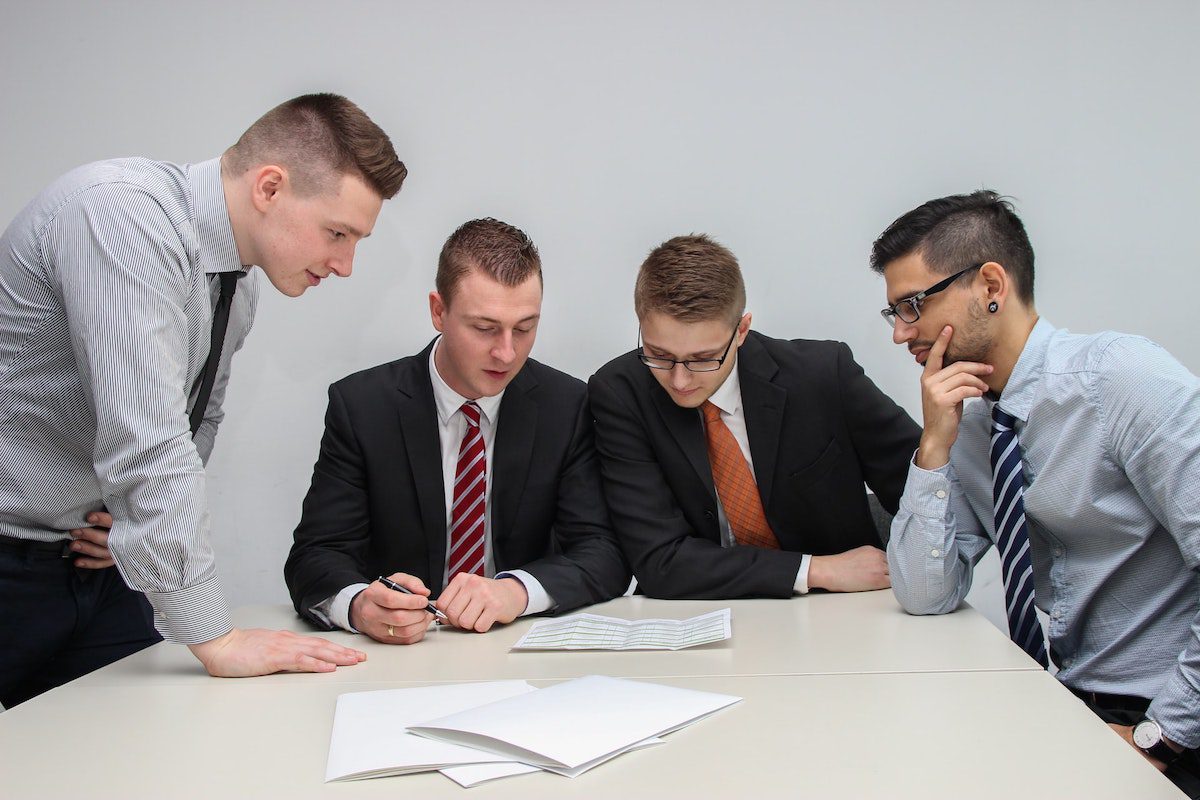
[880,263,983,327]
[638,325,739,372]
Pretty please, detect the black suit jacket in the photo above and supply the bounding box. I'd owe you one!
[588,331,920,599]
[285,339,629,627]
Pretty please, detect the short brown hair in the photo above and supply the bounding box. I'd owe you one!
[634,234,745,325]
[223,93,407,199]
[436,218,542,305]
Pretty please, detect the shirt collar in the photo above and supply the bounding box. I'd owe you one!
[705,350,744,417]
[186,158,244,276]
[428,337,505,426]
[994,317,1057,423]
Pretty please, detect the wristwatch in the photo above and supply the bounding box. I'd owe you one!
[1132,718,1181,764]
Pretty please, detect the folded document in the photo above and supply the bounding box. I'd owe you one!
[409,674,741,777]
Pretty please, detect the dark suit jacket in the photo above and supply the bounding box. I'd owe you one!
[285,339,630,627]
[588,331,920,599]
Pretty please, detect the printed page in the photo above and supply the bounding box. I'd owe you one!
[511,608,731,650]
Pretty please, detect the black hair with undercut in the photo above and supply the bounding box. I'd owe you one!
[870,190,1035,304]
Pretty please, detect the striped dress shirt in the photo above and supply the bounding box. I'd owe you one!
[889,319,1200,749]
[0,157,258,644]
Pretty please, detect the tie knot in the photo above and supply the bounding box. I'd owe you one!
[701,401,722,424]
[991,405,1018,432]
[461,402,481,428]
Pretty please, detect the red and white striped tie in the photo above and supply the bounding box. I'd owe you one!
[448,401,486,579]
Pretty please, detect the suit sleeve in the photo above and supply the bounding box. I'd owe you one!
[511,398,631,612]
[835,342,922,514]
[283,384,375,628]
[589,373,803,599]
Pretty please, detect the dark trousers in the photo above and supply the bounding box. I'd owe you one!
[0,537,161,708]
[1072,687,1200,798]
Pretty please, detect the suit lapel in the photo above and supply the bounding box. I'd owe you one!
[395,341,450,592]
[652,376,715,497]
[737,333,786,510]
[491,367,538,569]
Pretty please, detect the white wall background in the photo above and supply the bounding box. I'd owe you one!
[2,0,1197,632]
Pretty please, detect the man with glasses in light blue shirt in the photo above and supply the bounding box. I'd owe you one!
[873,190,1200,796]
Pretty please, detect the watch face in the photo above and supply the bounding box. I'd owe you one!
[1133,720,1161,749]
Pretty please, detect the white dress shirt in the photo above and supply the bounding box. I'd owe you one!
[704,355,811,594]
[325,339,552,631]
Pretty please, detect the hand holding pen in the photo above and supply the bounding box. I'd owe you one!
[347,573,443,645]
[377,575,448,621]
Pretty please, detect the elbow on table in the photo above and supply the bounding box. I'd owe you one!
[888,580,961,617]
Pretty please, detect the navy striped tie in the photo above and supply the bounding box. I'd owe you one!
[989,406,1050,668]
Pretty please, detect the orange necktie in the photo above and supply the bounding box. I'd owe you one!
[701,401,779,549]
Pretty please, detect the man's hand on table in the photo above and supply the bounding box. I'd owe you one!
[188,628,367,676]
[435,574,528,633]
[808,545,891,592]
[350,573,435,645]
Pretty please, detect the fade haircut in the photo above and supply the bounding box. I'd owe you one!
[223,93,407,199]
[436,218,542,305]
[869,190,1035,304]
[634,234,746,326]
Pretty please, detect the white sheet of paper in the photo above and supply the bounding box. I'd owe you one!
[325,680,536,782]
[439,736,667,786]
[409,675,741,775]
[439,761,542,788]
[511,608,731,650]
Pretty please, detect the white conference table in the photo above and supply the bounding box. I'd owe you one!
[71,591,1034,688]
[0,592,1185,798]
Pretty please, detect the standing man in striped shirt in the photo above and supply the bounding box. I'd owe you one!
[0,93,407,707]
[874,190,1200,796]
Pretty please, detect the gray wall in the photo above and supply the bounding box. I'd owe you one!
[2,1,1197,632]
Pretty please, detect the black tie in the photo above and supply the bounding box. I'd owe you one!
[189,271,240,436]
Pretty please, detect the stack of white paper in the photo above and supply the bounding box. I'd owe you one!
[409,675,741,777]
[325,681,536,781]
[512,608,732,651]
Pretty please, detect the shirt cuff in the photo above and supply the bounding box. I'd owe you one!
[145,576,233,645]
[900,458,954,519]
[496,570,553,615]
[325,583,370,633]
[1148,668,1200,749]
[793,555,812,594]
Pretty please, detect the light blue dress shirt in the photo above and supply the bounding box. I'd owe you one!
[890,319,1200,748]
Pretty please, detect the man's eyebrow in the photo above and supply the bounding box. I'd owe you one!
[464,313,541,325]
[332,221,370,239]
[642,339,725,359]
[886,287,921,306]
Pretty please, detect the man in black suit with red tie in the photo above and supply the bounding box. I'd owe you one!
[285,219,629,643]
[589,234,920,599]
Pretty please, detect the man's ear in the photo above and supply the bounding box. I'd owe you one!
[249,165,287,213]
[736,311,753,346]
[978,261,1009,311]
[429,291,447,332]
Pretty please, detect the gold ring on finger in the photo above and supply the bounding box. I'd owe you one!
[387,624,395,637]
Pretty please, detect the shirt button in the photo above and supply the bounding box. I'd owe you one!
[930,549,941,558]
[1052,609,1063,620]
[934,490,947,499]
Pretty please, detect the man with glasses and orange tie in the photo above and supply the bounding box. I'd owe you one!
[589,234,919,600]
[871,190,1200,796]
